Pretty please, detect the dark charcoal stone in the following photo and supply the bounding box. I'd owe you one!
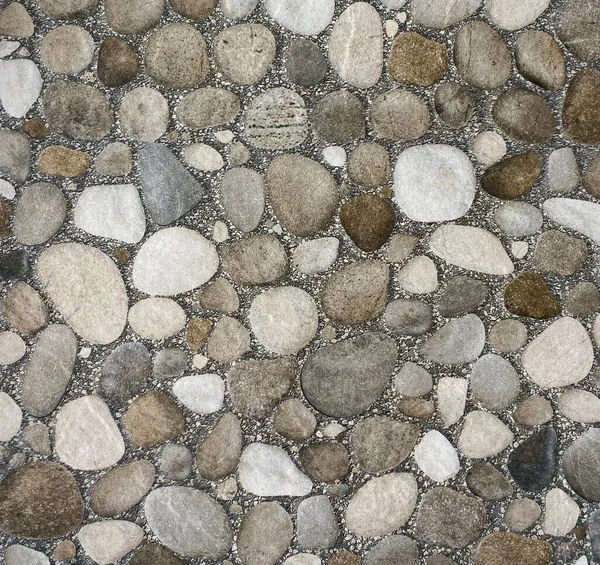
[0,249,30,281]
[340,194,396,252]
[507,426,557,492]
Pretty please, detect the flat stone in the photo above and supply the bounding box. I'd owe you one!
[515,31,565,90]
[97,37,139,87]
[299,442,349,482]
[438,276,488,317]
[297,495,338,550]
[322,260,388,326]
[2,281,48,335]
[0,59,42,118]
[286,38,327,86]
[159,444,192,481]
[398,256,438,294]
[504,272,562,319]
[544,488,579,536]
[395,362,432,397]
[466,462,513,500]
[219,167,264,233]
[21,325,76,417]
[370,89,430,141]
[508,426,557,492]
[44,82,113,140]
[206,316,249,363]
[99,342,151,405]
[265,0,333,35]
[14,182,66,245]
[346,473,418,537]
[0,461,84,539]
[458,411,514,458]
[90,460,155,517]
[182,143,223,172]
[438,377,468,427]
[38,146,90,178]
[221,0,258,19]
[173,374,224,414]
[559,388,600,423]
[221,234,287,285]
[513,395,553,427]
[364,536,418,565]
[522,316,593,387]
[4,545,49,565]
[397,398,435,419]
[196,413,242,480]
[533,230,587,275]
[564,428,600,501]
[454,22,511,89]
[420,314,485,365]
[293,237,339,275]
[0,3,33,37]
[312,90,365,144]
[494,202,543,237]
[544,198,600,245]
[567,282,600,315]
[352,416,419,474]
[0,331,26,365]
[430,224,514,275]
[199,278,239,312]
[41,24,93,75]
[389,32,446,86]
[556,0,600,61]
[239,443,312,496]
[0,129,29,183]
[493,88,555,142]
[347,142,390,187]
[473,532,552,565]
[128,298,186,340]
[145,23,208,88]
[104,0,163,34]
[187,317,212,349]
[153,348,187,380]
[244,88,308,149]
[0,392,21,442]
[238,502,293,565]
[415,430,460,482]
[340,194,395,252]
[214,23,275,85]
[584,151,600,199]
[384,299,432,335]
[412,0,481,28]
[0,179,15,200]
[228,357,296,419]
[133,227,218,296]
[563,69,600,144]
[548,147,579,193]
[124,392,185,447]
[119,87,168,141]
[416,487,485,548]
[177,87,239,130]
[38,243,128,344]
[301,332,397,418]
[273,399,316,441]
[267,154,336,236]
[96,142,131,176]
[145,486,233,559]
[129,543,183,565]
[434,82,474,128]
[473,131,507,165]
[171,0,214,19]
[504,498,541,532]
[481,152,543,200]
[471,354,520,411]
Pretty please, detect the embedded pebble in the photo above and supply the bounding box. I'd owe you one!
[412,0,481,28]
[206,316,249,363]
[514,395,553,427]
[99,342,151,405]
[558,389,600,423]
[160,444,192,481]
[177,87,240,129]
[504,498,541,532]
[563,69,600,144]
[0,392,22,442]
[584,152,600,198]
[415,431,460,483]
[78,521,143,564]
[2,281,49,335]
[389,32,447,87]
[293,237,339,275]
[384,299,432,335]
[0,179,15,200]
[438,276,488,318]
[437,377,468,427]
[273,399,316,441]
[507,426,557,492]
[563,428,600,501]
[4,545,50,565]
[40,25,94,75]
[312,90,366,144]
[38,146,90,178]
[286,38,327,86]
[434,83,474,129]
[128,298,186,340]
[119,87,168,142]
[340,194,395,252]
[220,167,264,232]
[504,272,561,320]
[420,315,485,365]
[515,31,565,91]
[458,411,514,459]
[544,488,579,536]
[182,144,223,172]
[297,496,339,550]
[494,202,543,237]
[533,230,587,275]
[490,319,528,352]
[398,256,438,294]
[196,413,242,480]
[466,463,513,501]
[347,142,390,187]
[171,0,214,19]
[473,533,552,565]
[265,0,334,35]
[0,3,33,37]
[566,282,600,315]
[473,131,506,166]
[0,59,42,118]
[556,0,600,61]
[97,37,139,87]
[486,0,550,30]
[471,354,520,411]
[482,152,543,200]
[14,182,66,245]
[364,536,418,565]
[199,278,239,312]
[0,331,26,365]
[96,142,132,176]
[154,348,187,380]
[544,198,600,245]
[371,89,430,141]
[395,362,433,397]
[0,129,30,183]
[173,374,224,414]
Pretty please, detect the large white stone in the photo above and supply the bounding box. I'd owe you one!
[132,227,219,296]
[544,198,600,245]
[414,430,460,482]
[265,0,334,35]
[522,317,594,388]
[458,411,514,458]
[74,184,146,244]
[78,521,143,565]
[239,443,312,497]
[0,392,22,442]
[329,2,383,88]
[486,0,550,30]
[543,488,579,537]
[345,473,418,537]
[0,59,42,118]
[173,374,225,415]
[128,298,186,340]
[429,224,514,275]
[55,395,125,471]
[394,144,476,222]
[37,243,129,345]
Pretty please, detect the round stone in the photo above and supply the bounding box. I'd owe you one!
[273,399,316,441]
[393,144,475,222]
[265,0,334,35]
[146,23,208,89]
[323,146,346,167]
[0,58,42,119]
[347,142,390,187]
[96,142,132,176]
[299,442,349,482]
[415,430,460,482]
[0,392,21,442]
[182,144,223,171]
[563,69,600,145]
[214,23,275,85]
[398,256,438,294]
[471,354,520,411]
[292,237,339,275]
[286,38,327,86]
[97,37,139,87]
[0,2,34,36]
[504,498,541,532]
[196,413,243,479]
[77,521,143,565]
[494,201,543,237]
[389,32,447,86]
[458,411,514,458]
[41,25,94,75]
[473,131,506,165]
[177,88,240,129]
[312,90,365,144]
[515,30,565,91]
[556,0,600,62]
[371,89,430,140]
[220,167,265,233]
[0,331,25,365]
[504,271,562,319]
[119,87,168,141]
[395,362,433,397]
[434,82,474,128]
[249,287,318,355]
[105,0,164,34]
[514,395,553,428]
[128,298,185,340]
[558,389,600,423]
[490,319,528,352]
[221,0,258,19]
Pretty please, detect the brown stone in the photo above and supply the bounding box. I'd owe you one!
[563,69,600,145]
[329,551,360,565]
[0,461,84,539]
[347,142,390,187]
[504,272,561,319]
[473,532,552,565]
[299,442,349,482]
[583,151,600,199]
[389,32,447,86]
[2,281,49,335]
[481,152,543,200]
[124,392,185,447]
[130,542,183,565]
[170,0,214,19]
[23,117,49,139]
[195,413,242,480]
[113,247,130,264]
[566,282,600,315]
[187,317,212,350]
[532,230,587,275]
[514,31,565,91]
[397,398,435,420]
[38,146,91,177]
[97,37,139,87]
[53,540,76,562]
[340,194,395,252]
[513,395,553,428]
[0,201,10,239]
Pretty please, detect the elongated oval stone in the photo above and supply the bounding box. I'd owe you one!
[543,198,600,245]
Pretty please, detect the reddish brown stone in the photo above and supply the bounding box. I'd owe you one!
[23,117,49,139]
[187,317,213,350]
[38,146,91,177]
[563,69,600,145]
[504,272,561,319]
[113,247,130,264]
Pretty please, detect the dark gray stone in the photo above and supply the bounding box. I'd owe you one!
[384,299,432,335]
[434,82,474,128]
[566,282,600,315]
[153,348,187,380]
[160,444,193,481]
[0,250,30,281]
[466,462,513,501]
[99,342,151,405]
[312,90,366,144]
[364,536,419,565]
[286,38,327,86]
[507,426,557,492]
[0,130,30,183]
[438,276,488,317]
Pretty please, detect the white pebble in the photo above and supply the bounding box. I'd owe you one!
[0,178,15,200]
[215,130,235,143]
[437,377,468,427]
[385,19,399,36]
[182,143,224,171]
[193,354,209,370]
[473,131,506,165]
[322,423,345,437]
[0,40,19,58]
[79,347,92,359]
[0,331,26,365]
[414,430,460,482]
[511,241,529,259]
[322,146,346,167]
[212,220,229,242]
[173,374,225,415]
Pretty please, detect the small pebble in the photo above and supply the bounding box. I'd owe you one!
[473,131,506,165]
[504,498,541,531]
